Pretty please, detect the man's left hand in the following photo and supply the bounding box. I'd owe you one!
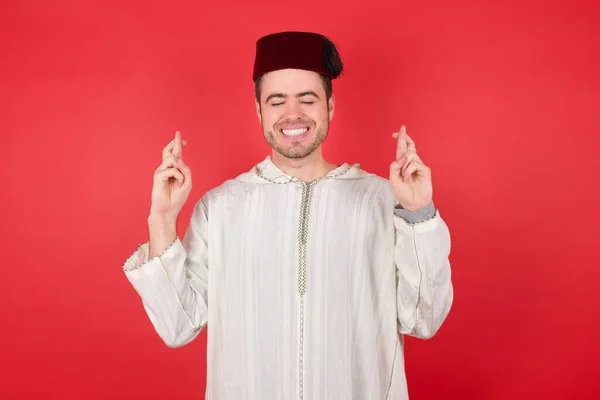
[389,125,433,211]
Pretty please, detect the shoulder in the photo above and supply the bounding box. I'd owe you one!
[192,164,264,208]
[199,179,248,205]
[337,164,393,196]
[325,164,395,211]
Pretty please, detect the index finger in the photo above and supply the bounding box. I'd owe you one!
[396,125,407,160]
[162,134,187,162]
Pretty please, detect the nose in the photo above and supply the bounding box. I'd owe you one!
[283,99,304,117]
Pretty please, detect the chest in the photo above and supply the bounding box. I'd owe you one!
[205,181,397,327]
[208,183,394,281]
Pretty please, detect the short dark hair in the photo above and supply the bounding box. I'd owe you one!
[255,74,333,105]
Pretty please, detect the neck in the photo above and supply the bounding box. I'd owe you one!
[271,148,337,183]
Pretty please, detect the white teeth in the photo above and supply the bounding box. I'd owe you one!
[282,128,308,136]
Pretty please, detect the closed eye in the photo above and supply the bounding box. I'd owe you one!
[270,100,314,107]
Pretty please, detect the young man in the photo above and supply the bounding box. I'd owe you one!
[123,31,453,400]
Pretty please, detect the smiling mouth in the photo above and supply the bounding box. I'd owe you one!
[280,127,309,137]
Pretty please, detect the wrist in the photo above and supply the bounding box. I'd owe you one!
[148,210,177,227]
[147,213,177,258]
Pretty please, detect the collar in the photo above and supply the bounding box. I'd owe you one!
[254,156,355,184]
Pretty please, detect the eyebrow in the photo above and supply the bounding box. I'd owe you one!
[265,91,320,103]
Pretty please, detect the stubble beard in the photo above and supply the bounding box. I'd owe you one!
[262,118,329,160]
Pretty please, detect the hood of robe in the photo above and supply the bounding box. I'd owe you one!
[234,156,376,184]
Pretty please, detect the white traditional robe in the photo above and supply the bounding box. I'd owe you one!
[123,156,453,400]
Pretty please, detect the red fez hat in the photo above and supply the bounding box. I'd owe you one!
[252,31,344,81]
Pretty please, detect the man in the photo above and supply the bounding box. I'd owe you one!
[123,31,453,399]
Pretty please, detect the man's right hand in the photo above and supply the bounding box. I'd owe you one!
[147,131,192,257]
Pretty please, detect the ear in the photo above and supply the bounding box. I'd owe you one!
[328,94,335,122]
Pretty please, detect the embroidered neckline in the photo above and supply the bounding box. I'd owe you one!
[255,156,355,185]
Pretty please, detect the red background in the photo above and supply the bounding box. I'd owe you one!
[1,0,599,399]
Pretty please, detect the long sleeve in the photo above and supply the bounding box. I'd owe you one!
[122,197,210,348]
[393,206,454,339]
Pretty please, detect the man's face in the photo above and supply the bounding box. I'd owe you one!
[256,69,335,159]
